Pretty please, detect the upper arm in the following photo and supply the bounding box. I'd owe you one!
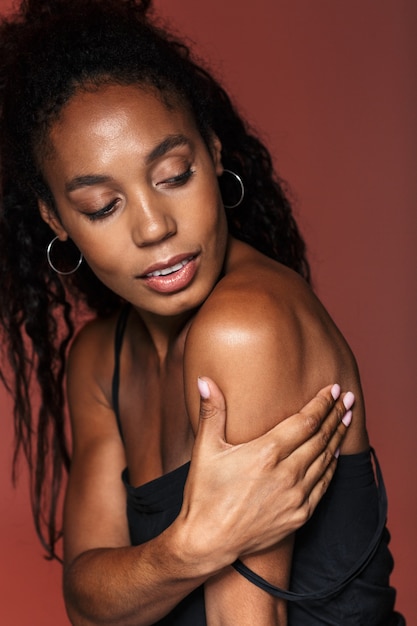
[184,288,314,443]
[184,277,367,624]
[185,274,367,451]
[184,290,307,624]
[64,320,130,566]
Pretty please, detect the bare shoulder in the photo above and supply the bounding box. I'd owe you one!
[185,240,367,451]
[188,247,313,355]
[69,312,118,370]
[66,311,122,444]
[68,313,119,394]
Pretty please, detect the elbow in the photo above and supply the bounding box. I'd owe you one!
[63,559,95,626]
[63,552,111,626]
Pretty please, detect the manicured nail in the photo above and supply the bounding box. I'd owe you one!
[331,384,341,400]
[343,392,355,410]
[197,377,210,400]
[342,410,352,427]
[334,447,340,459]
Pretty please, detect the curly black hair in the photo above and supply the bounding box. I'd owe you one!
[0,0,310,559]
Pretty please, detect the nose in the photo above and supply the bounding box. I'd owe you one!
[130,193,177,247]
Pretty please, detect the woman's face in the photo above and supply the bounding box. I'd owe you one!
[39,83,228,318]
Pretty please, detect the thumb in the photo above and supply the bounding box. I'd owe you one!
[194,376,227,450]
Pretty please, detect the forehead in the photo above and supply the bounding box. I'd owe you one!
[44,83,196,161]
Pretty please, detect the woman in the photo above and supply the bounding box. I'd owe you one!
[0,0,403,624]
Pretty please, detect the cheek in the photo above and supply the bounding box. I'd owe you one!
[75,231,128,277]
[193,198,227,250]
[205,192,228,258]
[86,249,126,277]
[202,178,227,229]
[212,193,228,242]
[214,208,228,248]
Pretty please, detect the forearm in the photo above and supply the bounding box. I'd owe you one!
[64,376,350,625]
[204,536,293,626]
[205,570,286,626]
[64,522,221,626]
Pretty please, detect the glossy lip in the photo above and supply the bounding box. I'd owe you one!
[137,252,200,295]
[139,252,198,278]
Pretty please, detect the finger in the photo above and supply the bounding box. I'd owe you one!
[295,416,349,526]
[302,455,338,524]
[194,376,228,451]
[299,389,354,462]
[299,411,352,499]
[280,416,349,531]
[263,384,343,460]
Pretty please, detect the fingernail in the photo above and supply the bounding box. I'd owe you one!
[334,447,340,459]
[331,384,341,400]
[342,410,352,427]
[197,377,210,399]
[343,391,355,410]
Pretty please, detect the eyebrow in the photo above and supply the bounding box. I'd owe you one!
[145,134,191,164]
[65,174,112,193]
[65,134,191,193]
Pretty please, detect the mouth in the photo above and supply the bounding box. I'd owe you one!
[139,253,199,294]
[145,256,194,278]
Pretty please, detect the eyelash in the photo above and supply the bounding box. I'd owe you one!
[86,199,119,222]
[86,167,195,222]
[158,167,195,187]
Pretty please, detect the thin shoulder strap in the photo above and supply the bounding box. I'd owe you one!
[232,448,388,602]
[111,304,131,440]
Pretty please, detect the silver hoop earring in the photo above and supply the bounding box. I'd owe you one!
[220,169,245,209]
[46,236,83,275]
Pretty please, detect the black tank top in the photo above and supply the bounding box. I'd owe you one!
[113,305,406,625]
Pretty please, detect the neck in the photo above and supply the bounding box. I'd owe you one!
[133,307,196,364]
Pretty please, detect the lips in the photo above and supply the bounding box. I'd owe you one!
[145,256,193,278]
[140,253,198,294]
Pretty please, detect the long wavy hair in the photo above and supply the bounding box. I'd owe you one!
[0,0,310,560]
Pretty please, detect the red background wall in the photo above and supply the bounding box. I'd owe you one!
[0,0,415,623]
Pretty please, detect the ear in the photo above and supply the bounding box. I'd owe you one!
[209,134,223,176]
[38,199,68,241]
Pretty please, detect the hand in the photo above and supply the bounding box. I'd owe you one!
[178,377,353,572]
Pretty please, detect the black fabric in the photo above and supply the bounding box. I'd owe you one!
[123,463,206,625]
[112,307,405,625]
[234,450,406,625]
[233,449,387,602]
[122,456,405,625]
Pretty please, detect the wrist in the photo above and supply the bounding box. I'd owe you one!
[169,511,234,580]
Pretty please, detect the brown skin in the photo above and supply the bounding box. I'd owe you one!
[38,83,364,625]
[184,241,367,625]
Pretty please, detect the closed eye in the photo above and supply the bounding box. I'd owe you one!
[85,198,119,221]
[157,167,195,188]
